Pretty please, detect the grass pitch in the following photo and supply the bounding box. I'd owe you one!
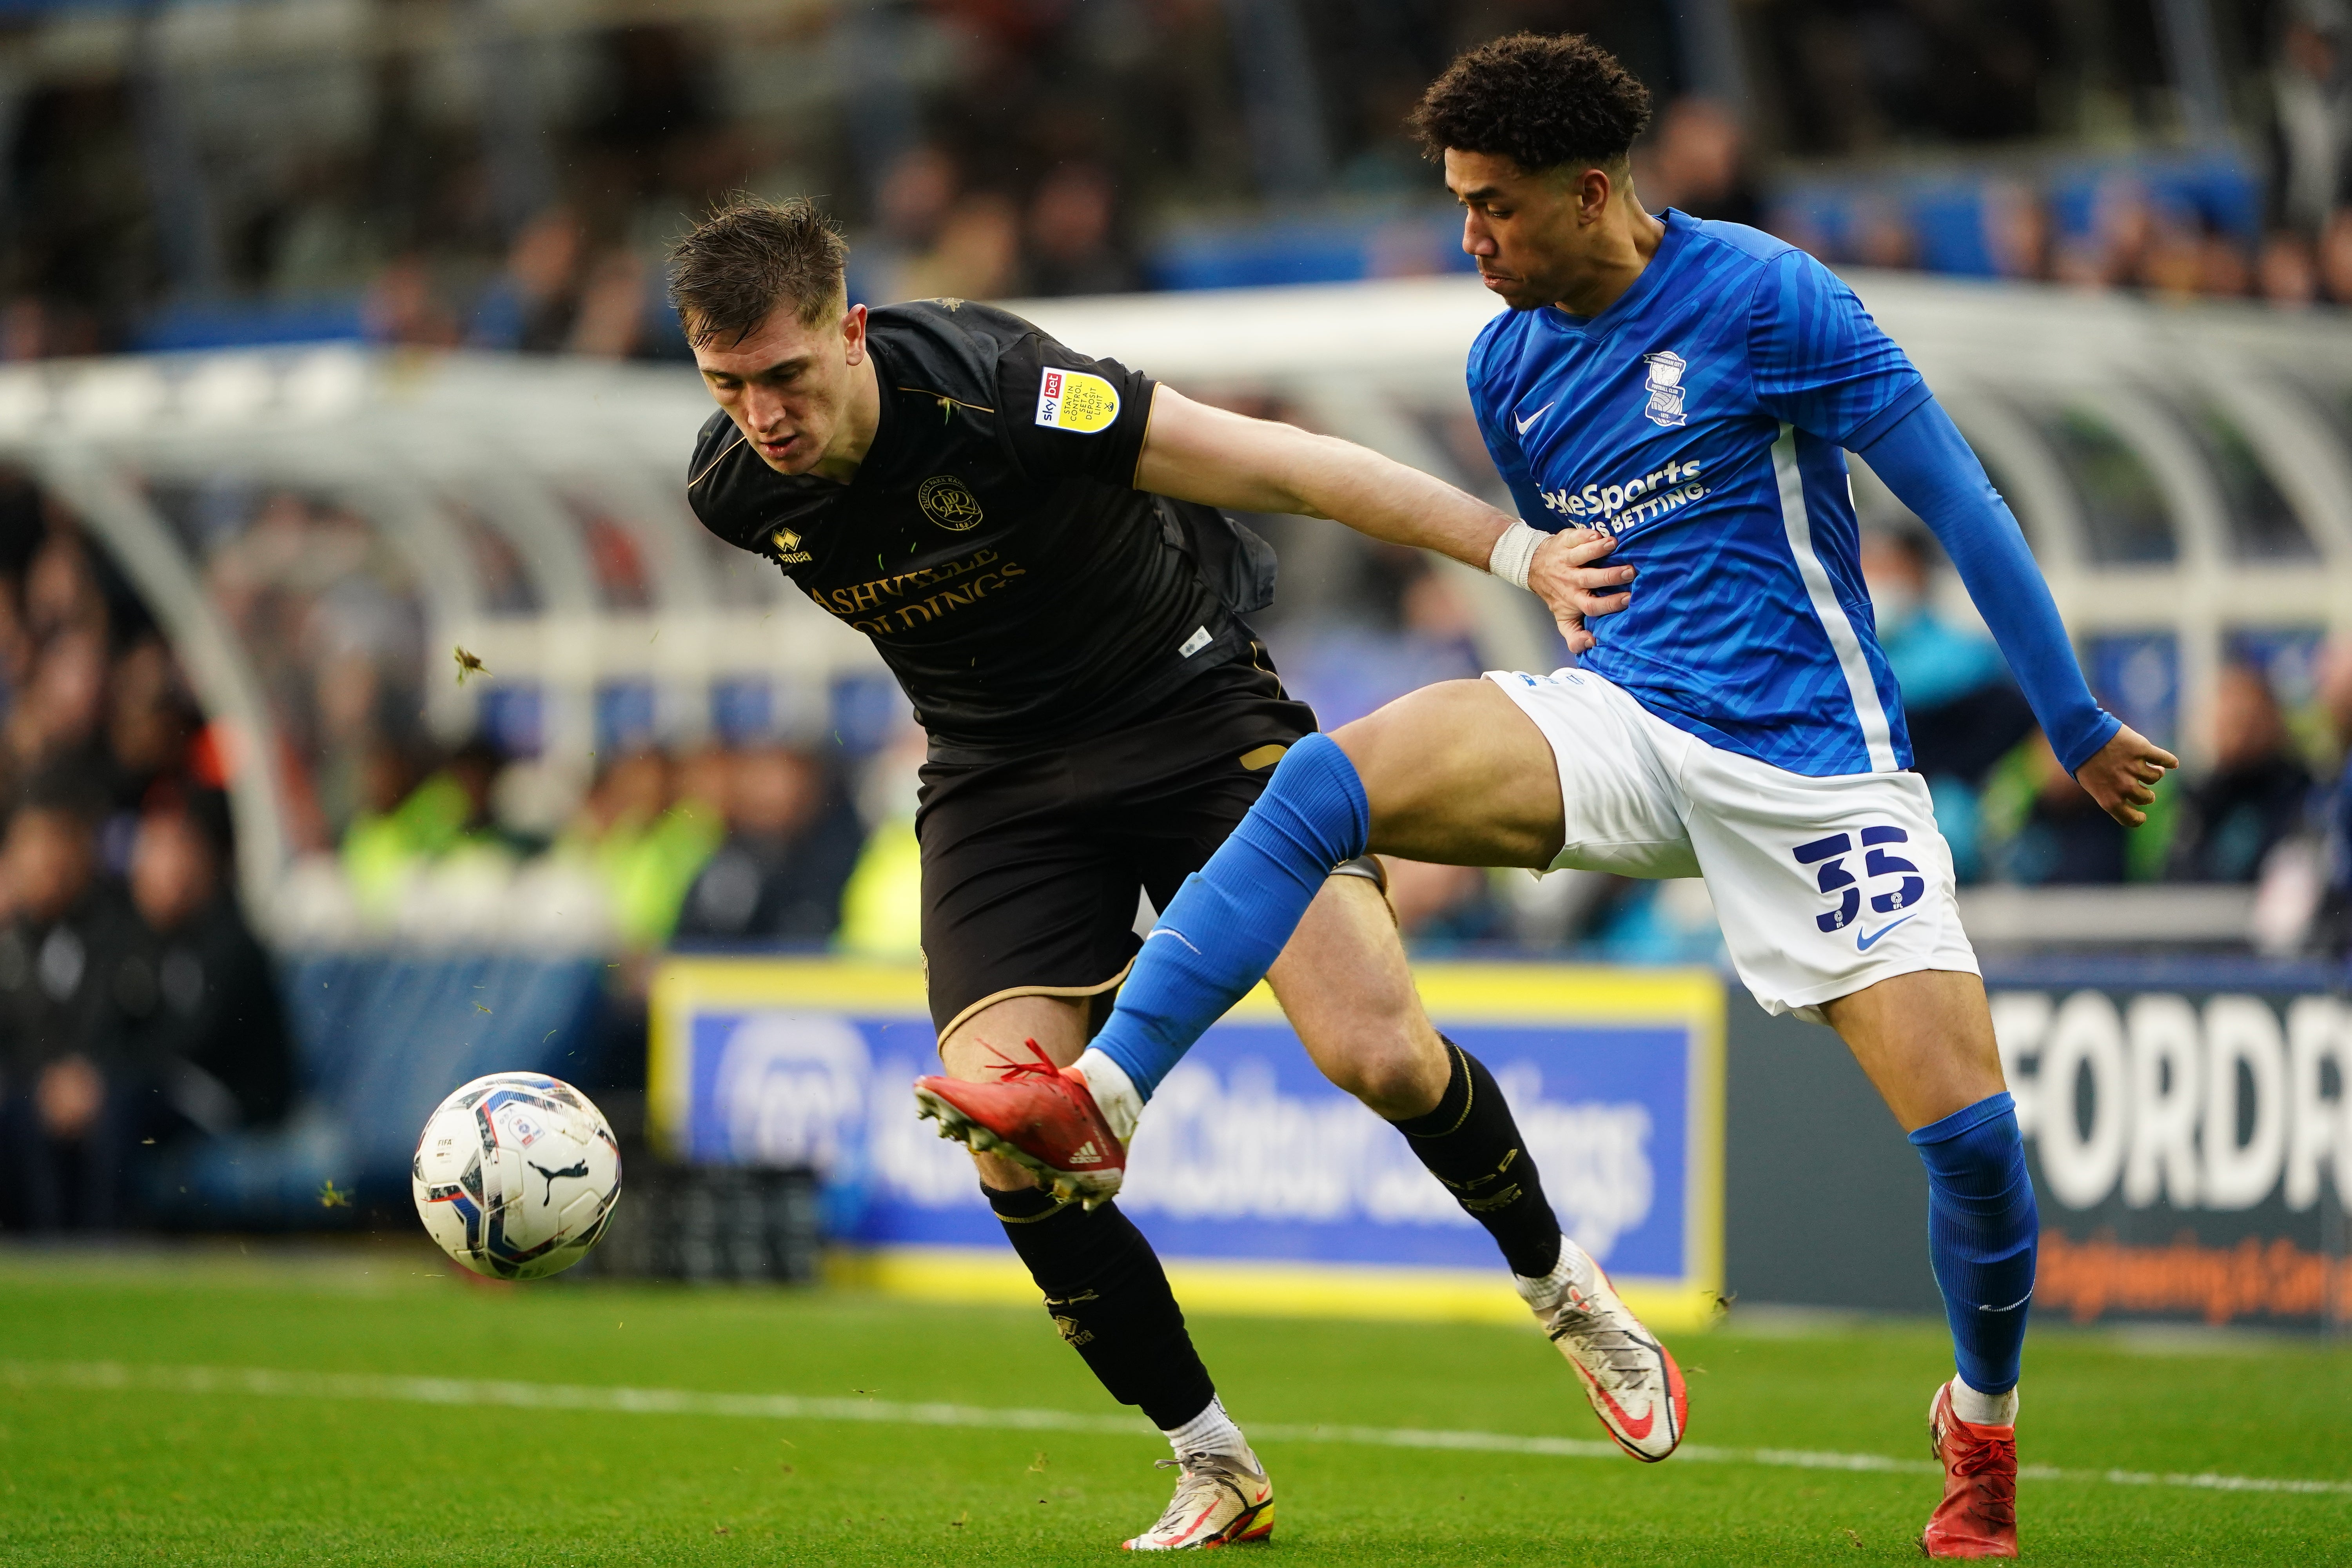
[0,1244,2346,1565]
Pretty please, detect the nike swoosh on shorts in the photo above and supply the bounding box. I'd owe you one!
[1856,914,1916,951]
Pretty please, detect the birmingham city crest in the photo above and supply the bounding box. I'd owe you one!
[1641,350,1688,428]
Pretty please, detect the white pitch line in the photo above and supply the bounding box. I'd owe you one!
[5,1360,2347,1500]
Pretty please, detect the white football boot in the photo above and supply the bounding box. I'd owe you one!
[1519,1240,1689,1461]
[1122,1450,1274,1550]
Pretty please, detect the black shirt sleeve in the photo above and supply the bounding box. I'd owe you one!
[995,330,1156,488]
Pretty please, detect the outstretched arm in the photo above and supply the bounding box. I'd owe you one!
[1856,397,2178,825]
[1136,385,1510,563]
[1135,385,1634,647]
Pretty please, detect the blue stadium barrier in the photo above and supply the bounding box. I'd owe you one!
[1772,147,2262,280]
[0,0,154,15]
[150,952,608,1228]
[130,294,368,354]
[1147,211,1475,291]
[1909,183,2002,276]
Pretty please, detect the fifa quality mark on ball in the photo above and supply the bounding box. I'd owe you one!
[412,1072,622,1281]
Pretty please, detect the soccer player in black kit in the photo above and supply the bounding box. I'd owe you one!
[673,196,1648,1550]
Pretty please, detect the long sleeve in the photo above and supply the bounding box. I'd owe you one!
[1856,397,2120,775]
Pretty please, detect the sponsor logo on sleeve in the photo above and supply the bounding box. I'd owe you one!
[1034,368,1121,433]
[1641,350,1688,428]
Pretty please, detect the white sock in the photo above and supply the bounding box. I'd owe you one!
[1512,1238,1591,1314]
[1949,1375,2018,1427]
[1161,1395,1253,1465]
[1074,1047,1142,1144]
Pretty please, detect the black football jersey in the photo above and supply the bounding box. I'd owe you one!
[686,299,1255,749]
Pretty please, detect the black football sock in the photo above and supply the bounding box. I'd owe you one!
[985,1183,1218,1430]
[1389,1038,1564,1280]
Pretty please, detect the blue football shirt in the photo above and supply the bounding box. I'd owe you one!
[1470,209,1933,777]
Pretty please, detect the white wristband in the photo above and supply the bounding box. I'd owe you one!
[1486,521,1546,591]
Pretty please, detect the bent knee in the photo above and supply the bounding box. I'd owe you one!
[1312,1030,1446,1119]
[1332,680,1562,867]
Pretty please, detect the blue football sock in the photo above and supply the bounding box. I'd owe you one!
[1910,1091,2037,1398]
[1092,733,1370,1098]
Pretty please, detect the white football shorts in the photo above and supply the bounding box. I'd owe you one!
[1487,667,1979,1024]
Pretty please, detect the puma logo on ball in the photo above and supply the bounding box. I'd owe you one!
[529,1159,591,1205]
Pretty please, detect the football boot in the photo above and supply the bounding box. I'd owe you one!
[1922,1379,2018,1558]
[1530,1242,1688,1462]
[913,1040,1127,1206]
[1123,1451,1274,1551]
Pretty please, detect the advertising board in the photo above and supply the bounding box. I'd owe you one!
[1721,967,2351,1330]
[649,958,1724,1329]
[1990,974,2351,1328]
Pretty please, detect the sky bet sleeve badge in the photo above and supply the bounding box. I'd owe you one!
[1034,367,1120,432]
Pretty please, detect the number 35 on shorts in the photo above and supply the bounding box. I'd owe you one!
[1792,826,1925,934]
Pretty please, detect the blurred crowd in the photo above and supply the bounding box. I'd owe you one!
[317,8,2352,328]
[327,20,2352,336]
[361,145,1142,355]
[11,4,2352,358]
[318,732,876,956]
[7,1,1626,358]
[1675,8,2352,311]
[0,475,289,1233]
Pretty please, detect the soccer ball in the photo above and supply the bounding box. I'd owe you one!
[412,1073,622,1280]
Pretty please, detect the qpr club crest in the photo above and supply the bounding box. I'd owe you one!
[1641,350,1688,428]
[917,474,984,532]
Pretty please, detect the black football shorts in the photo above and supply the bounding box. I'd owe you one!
[915,653,1318,1040]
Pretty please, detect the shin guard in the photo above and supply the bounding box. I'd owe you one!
[987,1183,1217,1429]
[1090,733,1370,1098]
[1392,1040,1564,1280]
[1910,1092,2037,1396]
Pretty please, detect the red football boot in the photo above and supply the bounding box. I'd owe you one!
[913,1040,1129,1206]
[1922,1380,2018,1559]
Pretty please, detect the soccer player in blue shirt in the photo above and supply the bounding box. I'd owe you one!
[916,33,2178,1559]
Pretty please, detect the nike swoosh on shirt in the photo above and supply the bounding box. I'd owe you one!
[1515,402,1554,435]
[1855,915,1916,952]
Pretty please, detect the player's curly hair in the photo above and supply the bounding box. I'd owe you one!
[668,194,848,347]
[1409,33,1652,175]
